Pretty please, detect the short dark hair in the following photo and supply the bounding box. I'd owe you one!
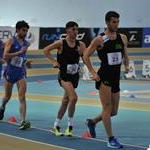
[105,11,120,22]
[16,20,29,31]
[66,21,78,29]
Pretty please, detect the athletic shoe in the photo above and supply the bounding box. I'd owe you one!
[85,119,96,138]
[19,121,31,130]
[65,126,73,137]
[53,126,64,136]
[0,107,5,120]
[107,138,123,149]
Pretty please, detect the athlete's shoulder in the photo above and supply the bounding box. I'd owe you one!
[119,33,127,41]
[54,39,63,46]
[95,35,103,41]
[79,41,85,46]
[120,33,127,44]
[59,39,64,44]
[93,35,103,44]
[6,38,14,45]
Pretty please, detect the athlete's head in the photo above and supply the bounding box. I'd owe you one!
[66,21,78,39]
[16,20,29,39]
[105,11,120,32]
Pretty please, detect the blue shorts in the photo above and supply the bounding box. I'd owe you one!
[0,67,2,79]
[4,70,26,84]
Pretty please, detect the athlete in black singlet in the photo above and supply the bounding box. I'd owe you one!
[83,11,129,148]
[44,21,86,136]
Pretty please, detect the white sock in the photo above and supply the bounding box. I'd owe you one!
[68,117,73,127]
[21,120,25,124]
[54,118,60,127]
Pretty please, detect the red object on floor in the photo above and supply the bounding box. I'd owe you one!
[82,131,92,138]
[37,80,43,83]
[89,91,97,95]
[7,116,18,123]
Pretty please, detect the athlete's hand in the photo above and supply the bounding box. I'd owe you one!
[52,60,60,68]
[3,53,11,59]
[20,46,27,54]
[26,60,32,68]
[125,65,129,73]
[0,58,5,64]
[91,71,100,81]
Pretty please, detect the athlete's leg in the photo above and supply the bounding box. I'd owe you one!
[17,78,27,122]
[17,78,30,130]
[0,80,13,120]
[99,82,113,138]
[54,91,69,128]
[61,80,77,136]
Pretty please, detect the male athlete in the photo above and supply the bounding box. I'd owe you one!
[44,21,86,136]
[83,11,129,148]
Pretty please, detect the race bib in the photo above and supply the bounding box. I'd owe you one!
[107,52,122,65]
[10,56,24,67]
[67,64,79,75]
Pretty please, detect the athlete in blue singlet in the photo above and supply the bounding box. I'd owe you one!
[0,40,5,80]
[0,21,31,130]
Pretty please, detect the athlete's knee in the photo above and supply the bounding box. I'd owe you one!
[102,103,112,115]
[19,95,26,103]
[70,95,78,104]
[111,110,118,116]
[3,96,11,102]
[62,99,69,106]
[103,102,112,110]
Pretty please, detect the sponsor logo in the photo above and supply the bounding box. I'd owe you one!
[0,30,13,40]
[0,30,35,44]
[144,35,150,44]
[42,33,85,41]
[128,30,141,47]
[129,31,137,42]
[15,45,19,49]
[118,28,142,47]
[26,32,35,44]
[115,44,123,49]
[142,28,150,47]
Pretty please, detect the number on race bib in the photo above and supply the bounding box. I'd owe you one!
[10,56,24,68]
[67,64,79,75]
[107,52,122,65]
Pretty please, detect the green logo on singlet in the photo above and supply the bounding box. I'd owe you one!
[103,80,111,86]
[115,44,122,49]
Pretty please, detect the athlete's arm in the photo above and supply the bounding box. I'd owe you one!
[79,41,86,57]
[2,41,5,50]
[0,58,5,64]
[3,39,27,59]
[24,42,32,68]
[83,36,102,81]
[44,40,62,68]
[121,34,129,73]
[0,41,5,64]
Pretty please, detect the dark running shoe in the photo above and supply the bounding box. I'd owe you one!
[85,119,96,138]
[19,121,31,130]
[0,107,5,120]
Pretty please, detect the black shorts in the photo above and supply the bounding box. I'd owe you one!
[58,71,79,88]
[95,79,120,93]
